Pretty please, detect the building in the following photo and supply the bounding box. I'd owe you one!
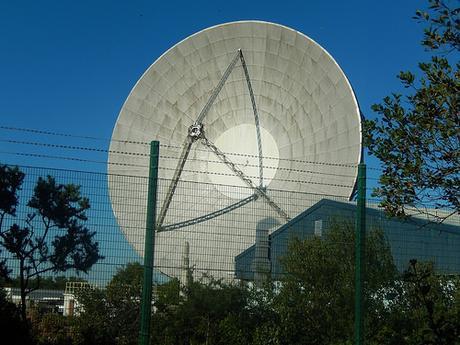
[63,281,97,316]
[235,199,460,281]
[4,287,64,314]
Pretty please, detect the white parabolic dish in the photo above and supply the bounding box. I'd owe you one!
[108,21,362,280]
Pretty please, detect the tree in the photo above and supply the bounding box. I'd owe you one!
[363,0,459,221]
[272,220,397,345]
[4,275,87,290]
[0,288,34,345]
[150,221,398,345]
[152,276,252,345]
[0,164,103,320]
[31,312,73,345]
[73,262,144,345]
[370,260,460,345]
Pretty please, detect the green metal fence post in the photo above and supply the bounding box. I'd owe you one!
[139,141,159,345]
[354,162,366,345]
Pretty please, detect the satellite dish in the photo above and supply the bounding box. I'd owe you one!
[108,21,362,280]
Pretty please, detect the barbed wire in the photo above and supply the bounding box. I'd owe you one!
[159,142,361,168]
[0,125,364,168]
[0,125,148,146]
[0,139,359,179]
[0,151,356,189]
[0,161,360,203]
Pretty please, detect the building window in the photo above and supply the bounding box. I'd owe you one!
[315,219,323,237]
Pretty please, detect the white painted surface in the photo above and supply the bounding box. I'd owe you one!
[108,21,362,280]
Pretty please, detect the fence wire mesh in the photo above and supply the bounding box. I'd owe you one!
[0,140,459,345]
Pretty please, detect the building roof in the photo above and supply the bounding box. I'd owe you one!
[4,287,64,301]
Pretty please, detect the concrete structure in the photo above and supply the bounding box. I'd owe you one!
[108,21,362,279]
[253,217,280,285]
[235,199,460,281]
[179,241,193,289]
[63,281,94,316]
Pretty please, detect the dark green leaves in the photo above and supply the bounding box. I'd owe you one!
[28,176,90,227]
[0,165,25,216]
[0,165,103,320]
[365,1,459,220]
[277,220,397,345]
[414,0,460,52]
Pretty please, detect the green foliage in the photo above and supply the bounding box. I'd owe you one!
[370,260,460,345]
[271,220,397,345]
[0,165,24,280]
[71,266,286,344]
[152,277,253,345]
[24,227,459,345]
[0,288,34,345]
[72,287,115,345]
[251,322,281,345]
[0,164,103,320]
[152,220,397,345]
[0,164,24,216]
[73,262,144,345]
[154,277,181,309]
[401,260,460,344]
[32,312,73,345]
[414,0,460,52]
[363,0,459,220]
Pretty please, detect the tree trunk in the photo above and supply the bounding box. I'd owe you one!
[19,259,27,321]
[205,316,210,345]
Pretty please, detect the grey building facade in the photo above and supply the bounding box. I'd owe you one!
[235,199,460,281]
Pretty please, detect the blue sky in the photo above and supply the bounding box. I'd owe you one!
[0,0,428,140]
[0,1,431,175]
[0,1,437,283]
